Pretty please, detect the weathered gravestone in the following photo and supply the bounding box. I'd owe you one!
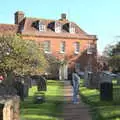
[116,73,120,85]
[31,75,47,91]
[0,104,4,120]
[84,70,93,88]
[14,80,29,101]
[100,71,113,101]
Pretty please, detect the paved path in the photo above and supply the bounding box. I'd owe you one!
[63,81,91,120]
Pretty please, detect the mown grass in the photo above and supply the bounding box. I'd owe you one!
[20,80,64,120]
[80,79,120,120]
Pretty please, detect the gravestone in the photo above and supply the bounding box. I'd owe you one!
[0,104,4,120]
[84,70,93,88]
[31,75,47,91]
[116,73,120,85]
[37,76,47,91]
[100,71,113,101]
[100,82,113,101]
[14,81,25,101]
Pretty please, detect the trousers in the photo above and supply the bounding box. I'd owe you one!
[72,86,79,103]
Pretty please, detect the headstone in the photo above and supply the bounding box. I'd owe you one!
[31,75,47,91]
[84,70,93,88]
[37,76,47,91]
[100,82,113,101]
[100,71,114,101]
[14,81,24,101]
[116,73,120,85]
[0,104,4,120]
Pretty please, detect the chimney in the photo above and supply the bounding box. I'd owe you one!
[14,11,25,24]
[61,13,67,20]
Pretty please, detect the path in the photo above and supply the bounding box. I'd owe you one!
[63,81,91,120]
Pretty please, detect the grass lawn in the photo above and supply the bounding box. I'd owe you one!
[20,80,64,120]
[80,79,120,120]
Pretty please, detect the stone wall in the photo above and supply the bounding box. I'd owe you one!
[0,95,20,120]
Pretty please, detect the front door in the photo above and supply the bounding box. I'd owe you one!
[59,64,68,80]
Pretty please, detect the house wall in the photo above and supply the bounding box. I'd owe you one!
[22,35,97,73]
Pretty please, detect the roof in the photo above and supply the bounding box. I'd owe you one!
[20,17,97,40]
[0,24,18,35]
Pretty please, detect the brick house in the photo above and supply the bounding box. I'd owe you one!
[0,11,97,80]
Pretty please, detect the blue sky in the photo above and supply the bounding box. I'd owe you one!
[0,0,120,53]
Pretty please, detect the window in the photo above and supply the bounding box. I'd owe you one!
[55,22,61,33]
[87,43,93,54]
[60,41,65,53]
[69,22,75,34]
[74,42,80,54]
[70,27,75,33]
[43,41,51,53]
[39,22,46,31]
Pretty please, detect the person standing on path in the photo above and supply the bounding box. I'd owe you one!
[71,71,80,104]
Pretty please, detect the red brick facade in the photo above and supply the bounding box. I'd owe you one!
[0,11,98,78]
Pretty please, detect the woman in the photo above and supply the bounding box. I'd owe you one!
[72,72,80,104]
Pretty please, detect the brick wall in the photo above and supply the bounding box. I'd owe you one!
[22,35,97,72]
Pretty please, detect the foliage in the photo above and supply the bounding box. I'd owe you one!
[108,42,120,73]
[44,54,61,79]
[0,35,48,77]
[110,42,120,56]
[109,55,120,73]
[103,42,120,73]
[103,44,114,57]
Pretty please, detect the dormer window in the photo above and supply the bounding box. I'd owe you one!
[38,21,46,32]
[69,22,75,34]
[55,22,61,33]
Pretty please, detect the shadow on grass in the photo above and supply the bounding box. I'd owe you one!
[80,84,120,120]
[20,80,64,120]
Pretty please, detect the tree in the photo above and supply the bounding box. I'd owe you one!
[0,35,48,81]
[103,42,120,73]
[108,42,120,73]
[44,54,60,79]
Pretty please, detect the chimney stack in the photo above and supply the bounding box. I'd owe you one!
[14,11,25,24]
[61,13,67,20]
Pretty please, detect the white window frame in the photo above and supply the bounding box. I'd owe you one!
[69,22,75,34]
[39,22,46,32]
[60,41,65,53]
[55,22,61,33]
[74,42,80,54]
[43,41,51,53]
